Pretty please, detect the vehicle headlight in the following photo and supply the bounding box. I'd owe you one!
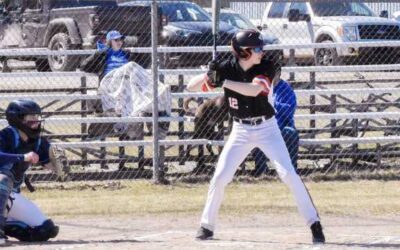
[175,28,202,38]
[339,26,358,41]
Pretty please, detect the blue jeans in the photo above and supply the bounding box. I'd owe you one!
[253,126,299,176]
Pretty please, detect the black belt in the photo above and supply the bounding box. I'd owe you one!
[232,116,270,126]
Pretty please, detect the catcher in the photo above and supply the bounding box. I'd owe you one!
[0,99,70,245]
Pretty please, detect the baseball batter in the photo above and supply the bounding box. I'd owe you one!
[0,100,64,245]
[186,29,325,244]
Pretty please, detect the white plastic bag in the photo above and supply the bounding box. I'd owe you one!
[98,62,171,117]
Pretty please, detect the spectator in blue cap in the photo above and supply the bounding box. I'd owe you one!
[106,30,126,44]
[81,30,140,80]
[80,30,145,114]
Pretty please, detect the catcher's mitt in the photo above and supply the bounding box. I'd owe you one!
[48,145,71,182]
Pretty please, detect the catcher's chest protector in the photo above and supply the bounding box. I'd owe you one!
[7,126,41,153]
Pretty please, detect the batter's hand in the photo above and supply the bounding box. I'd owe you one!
[202,75,216,92]
[205,59,221,90]
[253,75,272,96]
[24,152,39,164]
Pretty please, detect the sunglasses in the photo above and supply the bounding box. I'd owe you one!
[252,47,264,53]
[113,38,124,42]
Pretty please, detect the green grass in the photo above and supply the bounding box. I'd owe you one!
[25,180,400,219]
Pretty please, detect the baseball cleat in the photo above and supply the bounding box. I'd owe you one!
[311,221,325,244]
[0,231,9,246]
[195,227,213,240]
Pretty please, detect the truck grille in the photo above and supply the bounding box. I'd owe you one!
[358,25,400,40]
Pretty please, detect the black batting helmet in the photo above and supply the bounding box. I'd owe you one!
[231,29,264,59]
[6,99,43,139]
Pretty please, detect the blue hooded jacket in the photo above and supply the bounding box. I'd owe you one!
[273,80,297,130]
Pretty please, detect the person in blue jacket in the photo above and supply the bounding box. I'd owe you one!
[0,100,60,245]
[81,30,136,80]
[252,78,299,176]
[81,30,145,114]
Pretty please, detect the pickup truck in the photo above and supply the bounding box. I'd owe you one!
[0,0,152,71]
[121,0,237,68]
[261,1,400,65]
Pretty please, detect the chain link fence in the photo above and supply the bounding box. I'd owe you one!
[0,0,399,184]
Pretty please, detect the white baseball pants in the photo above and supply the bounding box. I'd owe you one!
[7,192,48,227]
[200,117,320,231]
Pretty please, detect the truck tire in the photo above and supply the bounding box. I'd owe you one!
[35,59,51,72]
[47,33,80,71]
[314,40,342,66]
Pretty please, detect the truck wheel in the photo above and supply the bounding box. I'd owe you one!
[48,33,80,71]
[314,40,342,66]
[35,59,51,72]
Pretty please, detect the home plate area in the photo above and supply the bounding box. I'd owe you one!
[4,213,400,250]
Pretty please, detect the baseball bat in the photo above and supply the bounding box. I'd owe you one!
[211,0,221,60]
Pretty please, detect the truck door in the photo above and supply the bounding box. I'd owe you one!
[21,0,48,47]
[0,0,24,48]
[0,3,7,48]
[285,2,313,58]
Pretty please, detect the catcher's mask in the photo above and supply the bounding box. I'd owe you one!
[6,99,43,139]
[231,29,265,60]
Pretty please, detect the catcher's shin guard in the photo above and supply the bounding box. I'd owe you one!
[5,219,59,242]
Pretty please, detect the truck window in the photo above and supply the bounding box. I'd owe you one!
[311,2,375,17]
[52,0,117,9]
[289,2,309,15]
[268,2,286,18]
[5,0,22,12]
[161,3,210,22]
[26,0,42,10]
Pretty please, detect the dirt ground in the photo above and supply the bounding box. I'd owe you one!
[5,213,400,250]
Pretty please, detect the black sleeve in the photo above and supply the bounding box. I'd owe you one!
[80,51,106,73]
[125,50,149,68]
[261,59,278,81]
[38,138,51,165]
[206,60,230,88]
[125,50,137,62]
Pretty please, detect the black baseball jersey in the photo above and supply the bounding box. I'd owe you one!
[211,56,277,119]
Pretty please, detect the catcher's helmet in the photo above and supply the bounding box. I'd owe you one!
[231,29,264,59]
[6,99,43,139]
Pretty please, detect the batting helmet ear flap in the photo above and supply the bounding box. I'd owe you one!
[230,43,252,60]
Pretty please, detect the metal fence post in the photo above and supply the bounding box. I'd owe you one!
[151,0,162,184]
[309,71,316,164]
[178,75,185,165]
[289,49,295,81]
[80,76,88,167]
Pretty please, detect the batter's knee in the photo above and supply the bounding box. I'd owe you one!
[278,167,299,185]
[5,219,59,242]
[210,173,232,188]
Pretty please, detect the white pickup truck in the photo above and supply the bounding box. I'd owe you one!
[261,2,400,65]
